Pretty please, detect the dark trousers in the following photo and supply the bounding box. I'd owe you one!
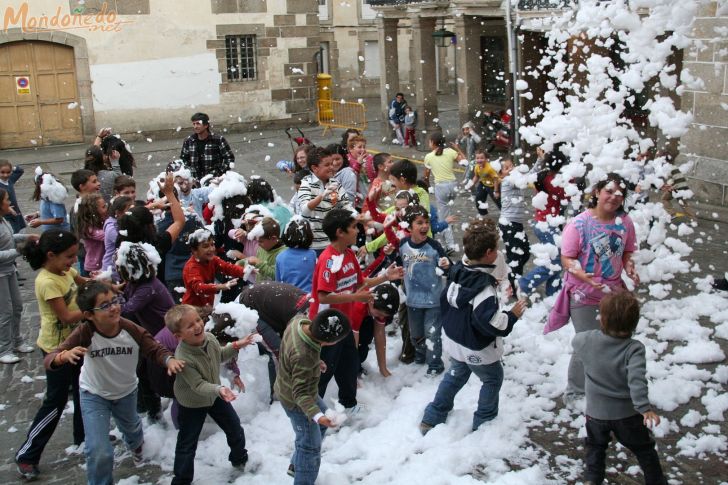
[136,360,162,419]
[172,398,247,485]
[318,331,359,408]
[357,317,375,367]
[585,414,666,485]
[475,184,501,215]
[16,355,84,464]
[499,221,531,293]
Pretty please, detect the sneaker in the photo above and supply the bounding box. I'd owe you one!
[392,139,402,145]
[419,422,434,436]
[132,444,144,466]
[232,452,248,471]
[15,344,35,354]
[344,404,363,417]
[17,462,40,480]
[0,353,20,364]
[287,464,295,477]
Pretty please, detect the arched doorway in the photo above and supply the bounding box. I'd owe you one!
[0,41,84,148]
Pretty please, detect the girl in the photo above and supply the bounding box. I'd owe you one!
[0,160,26,233]
[347,135,375,185]
[27,169,70,232]
[457,121,482,181]
[116,172,185,284]
[367,153,395,211]
[423,133,466,252]
[100,134,135,176]
[0,188,37,363]
[84,145,119,203]
[246,217,286,282]
[329,143,359,205]
[549,173,639,409]
[468,150,501,216]
[76,193,108,275]
[15,230,87,479]
[117,241,177,422]
[181,229,246,309]
[102,195,133,282]
[247,176,292,235]
[275,216,317,292]
[518,151,568,297]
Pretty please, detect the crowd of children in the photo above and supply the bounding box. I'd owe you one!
[1,124,671,485]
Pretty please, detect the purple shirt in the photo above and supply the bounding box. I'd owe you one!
[102,217,120,281]
[122,277,175,336]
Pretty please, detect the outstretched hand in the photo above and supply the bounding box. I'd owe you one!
[166,358,185,376]
[219,386,237,402]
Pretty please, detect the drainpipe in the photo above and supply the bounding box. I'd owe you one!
[505,0,521,159]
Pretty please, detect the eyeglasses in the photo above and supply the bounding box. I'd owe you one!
[91,296,124,312]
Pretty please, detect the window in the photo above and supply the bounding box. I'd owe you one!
[360,0,376,20]
[319,0,329,20]
[364,41,380,78]
[225,35,257,81]
[481,36,507,105]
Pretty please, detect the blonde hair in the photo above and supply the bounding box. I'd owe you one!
[164,304,198,334]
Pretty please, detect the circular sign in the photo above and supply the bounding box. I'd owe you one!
[17,77,29,88]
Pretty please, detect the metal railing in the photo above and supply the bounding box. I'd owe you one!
[317,100,367,135]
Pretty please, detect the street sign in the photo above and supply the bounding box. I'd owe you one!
[16,76,30,95]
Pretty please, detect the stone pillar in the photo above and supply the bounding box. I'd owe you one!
[454,15,482,128]
[378,17,400,137]
[411,16,439,133]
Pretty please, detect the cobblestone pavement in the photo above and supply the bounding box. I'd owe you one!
[1,105,726,483]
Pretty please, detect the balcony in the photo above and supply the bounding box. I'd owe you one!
[517,0,570,9]
[365,0,427,5]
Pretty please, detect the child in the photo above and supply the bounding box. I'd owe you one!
[329,143,359,205]
[424,133,466,253]
[389,159,430,216]
[403,106,417,148]
[113,174,137,200]
[290,169,311,216]
[0,160,26,233]
[298,147,355,253]
[76,194,108,275]
[181,229,245,309]
[573,291,666,485]
[244,216,286,282]
[311,209,403,412]
[15,230,87,480]
[457,121,482,181]
[353,283,400,378]
[102,196,133,281]
[44,281,184,484]
[68,169,101,275]
[420,219,526,434]
[274,308,351,482]
[347,135,375,184]
[497,158,531,294]
[247,176,292,235]
[468,150,501,216]
[27,169,71,232]
[84,145,119,203]
[165,304,256,484]
[367,152,395,211]
[173,168,215,221]
[0,188,37,364]
[275,216,317,293]
[398,205,451,376]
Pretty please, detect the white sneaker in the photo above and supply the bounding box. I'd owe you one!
[0,353,20,364]
[344,404,363,417]
[15,344,35,354]
[392,139,402,145]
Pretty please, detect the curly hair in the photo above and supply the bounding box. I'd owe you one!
[76,193,106,239]
[247,177,275,204]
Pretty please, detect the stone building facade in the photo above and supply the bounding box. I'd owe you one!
[0,0,322,148]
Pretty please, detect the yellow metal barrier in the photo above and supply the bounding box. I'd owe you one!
[317,99,367,135]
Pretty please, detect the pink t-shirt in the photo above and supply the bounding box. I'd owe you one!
[561,211,637,285]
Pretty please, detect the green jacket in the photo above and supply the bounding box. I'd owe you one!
[255,243,287,281]
[173,333,238,408]
[273,315,322,420]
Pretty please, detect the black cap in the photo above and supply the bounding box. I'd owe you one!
[310,309,351,343]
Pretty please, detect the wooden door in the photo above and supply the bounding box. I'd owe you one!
[0,41,83,149]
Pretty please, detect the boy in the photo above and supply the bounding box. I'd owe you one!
[174,168,214,220]
[298,147,355,253]
[113,174,137,200]
[311,209,403,412]
[243,217,286,281]
[398,205,451,377]
[44,281,185,485]
[420,219,526,433]
[165,304,256,485]
[70,169,102,276]
[0,159,25,233]
[353,283,400,378]
[573,291,666,485]
[274,308,351,483]
[403,105,417,148]
[497,157,531,295]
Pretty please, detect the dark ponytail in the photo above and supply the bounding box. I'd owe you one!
[22,229,78,271]
[430,132,446,156]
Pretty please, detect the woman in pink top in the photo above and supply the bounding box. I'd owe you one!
[555,172,639,406]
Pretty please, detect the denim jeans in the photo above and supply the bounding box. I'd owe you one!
[475,184,501,216]
[422,358,503,431]
[585,414,667,485]
[80,389,143,485]
[283,397,329,485]
[407,306,443,373]
[434,181,457,248]
[172,398,247,485]
[518,222,562,296]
